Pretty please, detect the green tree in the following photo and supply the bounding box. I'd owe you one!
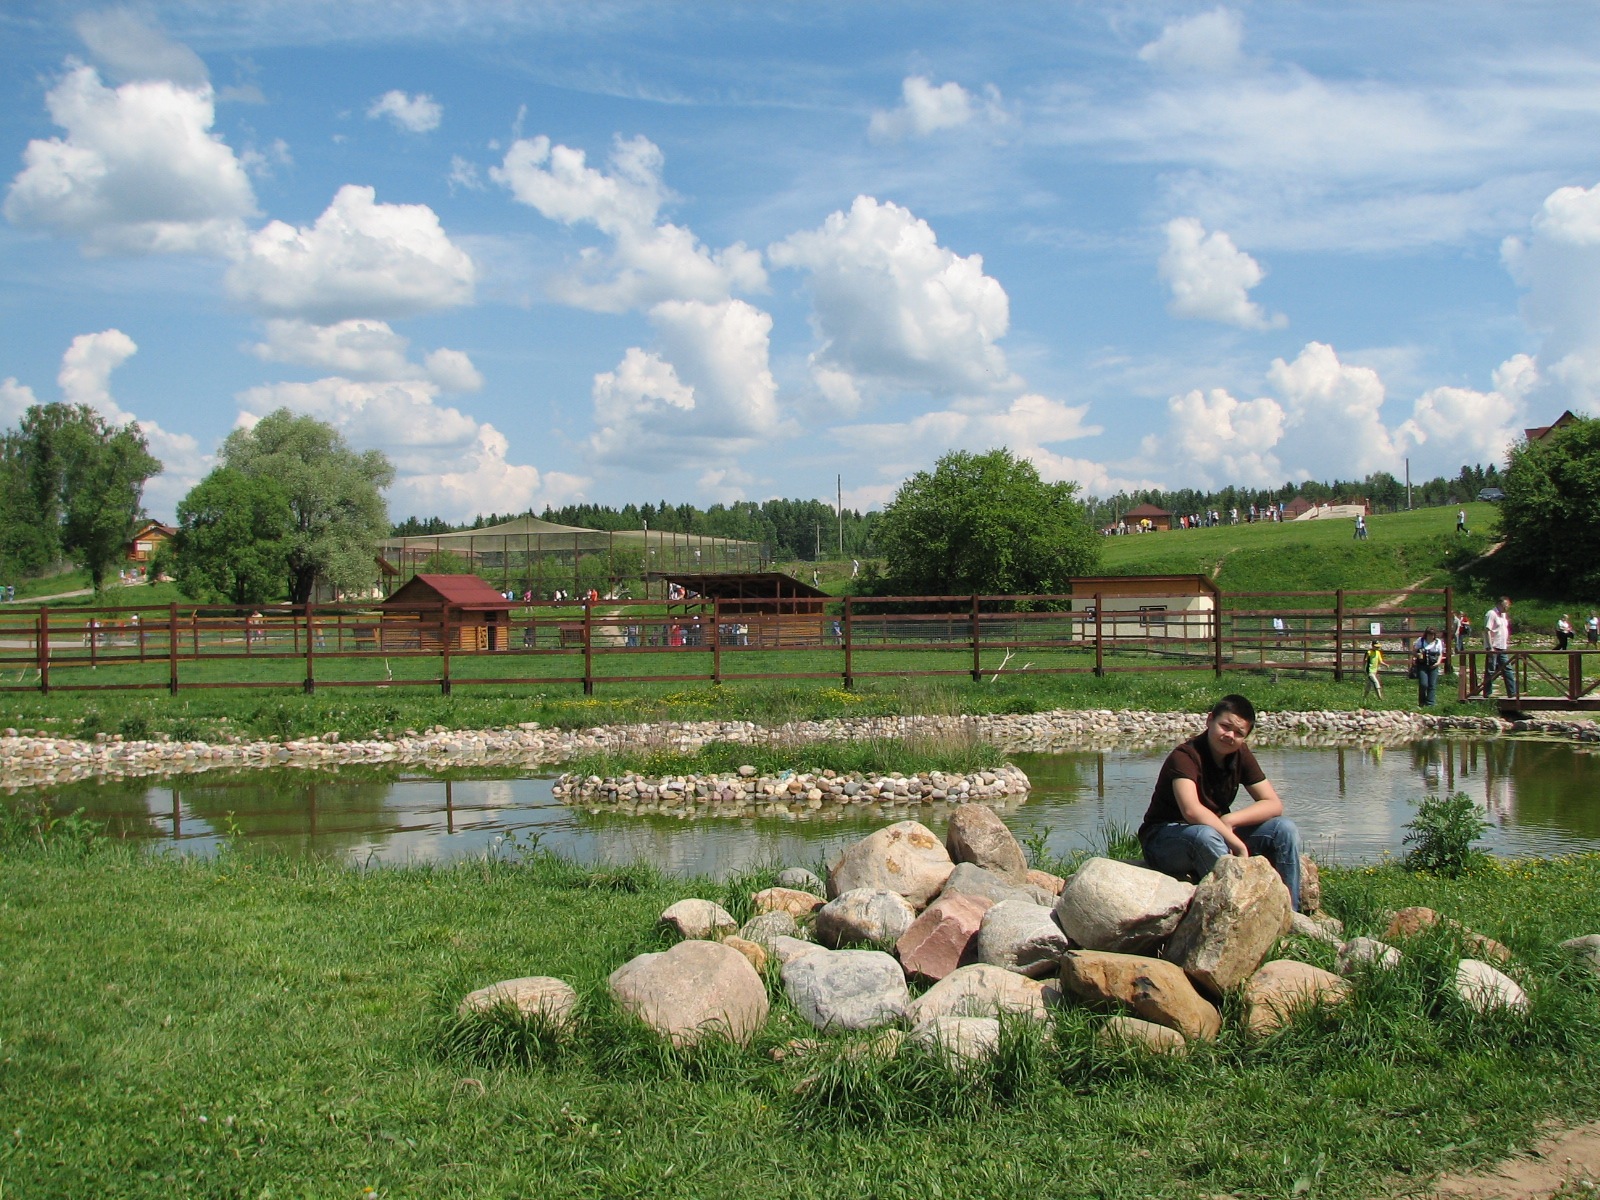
[418,549,471,575]
[172,468,293,604]
[875,447,1101,595]
[1500,415,1600,593]
[221,409,394,603]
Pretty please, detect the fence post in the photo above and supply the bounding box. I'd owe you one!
[1213,592,1224,677]
[440,606,452,695]
[1570,650,1582,702]
[712,597,722,686]
[304,602,316,695]
[843,596,854,690]
[37,608,48,694]
[1094,592,1104,676]
[1442,585,1454,676]
[1333,589,1345,682]
[970,594,982,682]
[168,603,179,695]
[582,598,594,695]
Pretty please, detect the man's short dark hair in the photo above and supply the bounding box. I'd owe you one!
[1210,694,1257,729]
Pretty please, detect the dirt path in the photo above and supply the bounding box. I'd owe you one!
[1375,576,1439,612]
[1422,1119,1600,1199]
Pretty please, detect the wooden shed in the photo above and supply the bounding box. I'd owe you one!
[379,573,512,651]
[126,521,175,564]
[1122,503,1173,532]
[1068,574,1218,640]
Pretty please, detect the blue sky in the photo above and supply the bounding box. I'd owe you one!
[3,2,1599,523]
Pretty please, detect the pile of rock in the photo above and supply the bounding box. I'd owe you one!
[460,809,1587,1061]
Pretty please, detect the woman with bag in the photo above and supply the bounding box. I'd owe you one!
[1413,627,1445,707]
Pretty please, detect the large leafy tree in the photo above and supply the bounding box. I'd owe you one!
[0,403,161,591]
[220,409,394,603]
[1500,415,1600,594]
[875,447,1101,595]
[172,468,294,604]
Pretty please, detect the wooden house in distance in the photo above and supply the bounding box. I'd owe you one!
[126,520,175,564]
[1122,503,1172,532]
[1068,574,1218,640]
[379,573,512,651]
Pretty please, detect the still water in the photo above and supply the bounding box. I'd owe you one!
[13,737,1600,878]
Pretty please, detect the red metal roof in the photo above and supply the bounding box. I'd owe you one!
[383,573,511,610]
[1123,503,1171,518]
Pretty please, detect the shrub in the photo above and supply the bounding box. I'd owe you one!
[1402,791,1489,876]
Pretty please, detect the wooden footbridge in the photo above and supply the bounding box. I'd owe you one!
[1458,649,1600,715]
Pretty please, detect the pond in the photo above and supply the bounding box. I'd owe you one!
[13,736,1600,878]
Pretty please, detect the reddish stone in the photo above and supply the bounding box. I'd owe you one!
[896,892,993,981]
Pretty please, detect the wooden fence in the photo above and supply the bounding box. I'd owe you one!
[0,586,1456,696]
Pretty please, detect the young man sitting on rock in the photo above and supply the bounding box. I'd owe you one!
[1138,694,1304,911]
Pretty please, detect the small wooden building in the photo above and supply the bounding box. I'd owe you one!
[1122,503,1173,532]
[379,573,512,651]
[1525,410,1579,443]
[1069,574,1218,640]
[126,521,175,564]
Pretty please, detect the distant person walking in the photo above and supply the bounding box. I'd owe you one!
[1354,513,1368,540]
[1483,596,1517,699]
[1456,508,1469,534]
[1455,611,1472,654]
[1362,640,1385,700]
[1413,627,1444,707]
[1556,614,1573,650]
[1588,611,1599,646]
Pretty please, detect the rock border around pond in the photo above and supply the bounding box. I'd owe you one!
[3,707,1596,791]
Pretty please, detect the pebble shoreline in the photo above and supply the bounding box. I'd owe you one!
[2,707,1597,792]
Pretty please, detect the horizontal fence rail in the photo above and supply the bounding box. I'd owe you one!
[0,585,1461,696]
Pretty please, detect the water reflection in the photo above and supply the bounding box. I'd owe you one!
[10,737,1600,877]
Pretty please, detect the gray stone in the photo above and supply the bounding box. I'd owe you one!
[772,935,827,965]
[940,861,1054,908]
[815,888,917,948]
[1335,936,1402,975]
[740,910,799,952]
[458,976,577,1030]
[1290,911,1344,946]
[910,1015,1000,1062]
[944,804,1028,881]
[781,949,910,1031]
[608,940,769,1047]
[975,899,1070,978]
[1455,959,1529,1014]
[1562,934,1600,977]
[659,898,738,940]
[907,963,1051,1024]
[1054,857,1195,953]
[826,820,954,908]
[1165,856,1292,995]
[776,866,825,895]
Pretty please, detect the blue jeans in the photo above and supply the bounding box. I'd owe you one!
[1416,663,1438,706]
[1483,651,1517,698]
[1142,817,1304,911]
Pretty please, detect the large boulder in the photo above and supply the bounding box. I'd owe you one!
[815,888,917,948]
[1243,960,1351,1036]
[782,949,910,1031]
[1059,949,1220,1041]
[907,963,1052,1025]
[1027,868,1067,896]
[752,887,826,918]
[1455,959,1529,1014]
[722,936,768,973]
[827,820,954,908]
[1562,934,1600,978]
[940,862,1056,907]
[1097,1015,1187,1055]
[1290,911,1344,946]
[740,910,799,952]
[772,935,827,966]
[608,940,769,1047]
[944,805,1028,881]
[458,976,578,1030]
[659,898,738,940]
[1165,856,1292,995]
[976,899,1070,978]
[1054,858,1196,952]
[911,1015,1000,1063]
[896,893,993,981]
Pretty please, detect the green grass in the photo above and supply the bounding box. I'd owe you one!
[2,833,1597,1199]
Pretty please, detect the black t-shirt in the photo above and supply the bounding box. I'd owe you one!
[1139,733,1266,841]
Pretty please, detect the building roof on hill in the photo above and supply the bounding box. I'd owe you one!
[1525,410,1579,442]
[383,573,511,611]
[1122,503,1171,518]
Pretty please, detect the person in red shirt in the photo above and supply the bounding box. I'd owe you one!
[1137,694,1304,911]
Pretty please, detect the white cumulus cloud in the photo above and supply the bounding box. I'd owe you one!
[226,184,476,321]
[1142,387,1285,488]
[367,90,442,134]
[868,76,1001,141]
[249,318,483,391]
[491,134,765,312]
[1,378,40,425]
[1160,217,1285,330]
[770,195,1019,403]
[75,8,209,87]
[1138,7,1245,74]
[4,65,255,255]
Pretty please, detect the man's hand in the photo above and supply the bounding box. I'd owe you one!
[1223,827,1249,857]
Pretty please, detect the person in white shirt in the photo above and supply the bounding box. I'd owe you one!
[1483,596,1516,699]
[1456,509,1469,534]
[1588,611,1599,646]
[1556,614,1574,651]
